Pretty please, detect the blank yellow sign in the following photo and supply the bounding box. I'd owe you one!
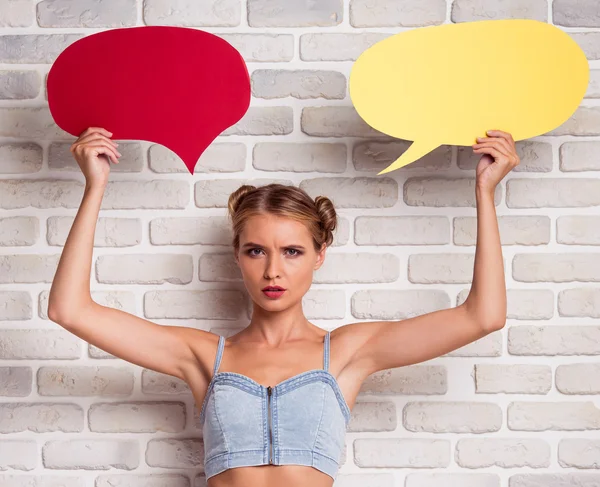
[349,19,589,175]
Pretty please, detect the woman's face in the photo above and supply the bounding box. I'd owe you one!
[234,213,326,309]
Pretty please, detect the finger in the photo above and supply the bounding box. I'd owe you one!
[80,142,121,164]
[486,130,514,142]
[73,133,118,149]
[473,145,507,161]
[473,141,511,159]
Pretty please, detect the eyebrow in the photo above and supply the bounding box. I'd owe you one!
[241,242,306,250]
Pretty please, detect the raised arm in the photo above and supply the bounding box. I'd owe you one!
[48,127,200,381]
[339,130,520,375]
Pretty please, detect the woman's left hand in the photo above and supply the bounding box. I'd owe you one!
[472,130,520,195]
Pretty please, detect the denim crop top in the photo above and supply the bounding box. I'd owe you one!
[198,331,351,481]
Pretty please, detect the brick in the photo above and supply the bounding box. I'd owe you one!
[474,364,552,394]
[47,217,141,247]
[198,252,240,282]
[510,474,600,486]
[0,70,40,99]
[557,216,600,244]
[558,287,600,317]
[458,140,552,172]
[300,177,397,208]
[150,216,231,245]
[404,401,501,433]
[142,370,190,395]
[506,289,554,320]
[354,141,451,172]
[253,142,347,173]
[248,0,342,27]
[89,402,185,432]
[350,0,445,27]
[301,106,386,137]
[0,330,80,359]
[49,142,143,172]
[0,367,32,396]
[558,439,600,468]
[251,69,345,99]
[360,366,446,395]
[548,106,600,135]
[222,107,293,135]
[300,33,390,61]
[0,179,83,209]
[513,253,600,282]
[96,254,193,284]
[303,290,346,320]
[451,0,547,22]
[454,216,550,245]
[38,367,134,396]
[0,402,82,432]
[315,253,399,284]
[194,178,292,208]
[0,142,42,173]
[43,439,139,469]
[456,438,550,467]
[567,33,600,60]
[554,0,600,27]
[355,216,449,245]
[146,438,202,468]
[508,325,600,355]
[409,253,483,284]
[347,401,396,432]
[556,364,600,394]
[143,0,240,26]
[354,438,450,468]
[559,141,600,171]
[405,473,500,487]
[351,289,450,320]
[218,34,294,62]
[0,216,38,246]
[144,290,246,319]
[102,181,189,209]
[0,291,32,320]
[0,254,59,283]
[0,34,84,63]
[585,70,600,98]
[507,179,600,208]
[405,178,501,207]
[508,401,600,430]
[0,0,34,26]
[444,333,502,357]
[37,0,136,27]
[0,107,66,139]
[149,142,246,173]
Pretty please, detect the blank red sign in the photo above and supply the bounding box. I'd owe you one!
[47,26,251,174]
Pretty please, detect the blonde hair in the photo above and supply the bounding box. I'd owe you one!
[227,183,337,253]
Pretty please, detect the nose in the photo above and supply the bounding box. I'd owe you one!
[264,254,282,279]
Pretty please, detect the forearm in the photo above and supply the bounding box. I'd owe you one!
[464,186,507,329]
[48,183,105,320]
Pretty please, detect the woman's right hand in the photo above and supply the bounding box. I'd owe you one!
[70,127,121,189]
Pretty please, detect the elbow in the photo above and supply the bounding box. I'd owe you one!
[483,316,506,332]
[47,299,90,327]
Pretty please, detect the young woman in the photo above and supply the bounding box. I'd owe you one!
[48,126,520,487]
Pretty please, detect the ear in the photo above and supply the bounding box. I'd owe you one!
[314,243,327,270]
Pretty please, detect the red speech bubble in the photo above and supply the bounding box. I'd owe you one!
[47,26,251,174]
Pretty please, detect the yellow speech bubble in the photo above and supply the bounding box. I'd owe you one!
[349,19,589,175]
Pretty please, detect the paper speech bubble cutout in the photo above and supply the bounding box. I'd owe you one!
[349,19,589,175]
[47,26,251,174]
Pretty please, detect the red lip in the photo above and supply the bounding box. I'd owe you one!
[262,286,286,291]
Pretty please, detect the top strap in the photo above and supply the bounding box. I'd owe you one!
[323,331,330,372]
[213,335,225,377]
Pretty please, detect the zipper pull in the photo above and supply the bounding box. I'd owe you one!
[267,386,272,396]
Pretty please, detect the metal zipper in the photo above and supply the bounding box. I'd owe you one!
[267,386,273,465]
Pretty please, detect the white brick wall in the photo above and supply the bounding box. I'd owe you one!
[1,0,600,486]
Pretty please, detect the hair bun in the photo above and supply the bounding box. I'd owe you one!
[227,184,256,219]
[314,195,337,247]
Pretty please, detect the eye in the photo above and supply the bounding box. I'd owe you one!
[286,248,302,256]
[247,248,263,256]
